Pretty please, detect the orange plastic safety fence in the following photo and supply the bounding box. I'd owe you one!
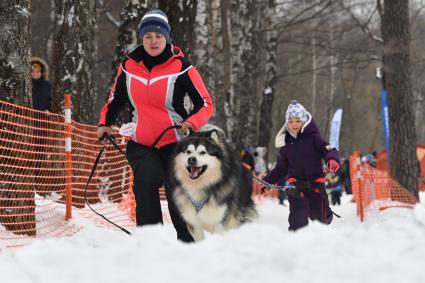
[67,121,135,228]
[375,145,425,192]
[0,98,278,250]
[349,151,418,221]
[0,99,137,250]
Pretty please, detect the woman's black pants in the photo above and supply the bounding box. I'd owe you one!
[126,141,194,242]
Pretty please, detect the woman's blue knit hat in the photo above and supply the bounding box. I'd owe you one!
[139,9,171,42]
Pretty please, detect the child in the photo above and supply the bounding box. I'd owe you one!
[262,100,340,231]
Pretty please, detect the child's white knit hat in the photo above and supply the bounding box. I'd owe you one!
[285,100,309,124]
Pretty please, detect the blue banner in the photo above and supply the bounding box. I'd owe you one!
[380,89,390,162]
[329,109,343,150]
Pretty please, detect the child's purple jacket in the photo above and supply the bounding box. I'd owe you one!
[263,118,340,184]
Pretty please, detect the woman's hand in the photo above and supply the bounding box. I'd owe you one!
[179,121,194,136]
[97,126,112,141]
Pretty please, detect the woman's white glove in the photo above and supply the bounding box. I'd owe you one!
[119,122,136,140]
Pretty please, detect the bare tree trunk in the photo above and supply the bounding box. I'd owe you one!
[230,0,257,150]
[381,0,419,199]
[412,67,425,144]
[46,0,55,63]
[258,0,278,151]
[339,66,356,156]
[311,35,317,117]
[0,0,35,236]
[110,0,147,85]
[414,90,425,143]
[146,0,156,9]
[158,0,196,59]
[193,0,224,130]
[0,1,32,106]
[221,0,234,139]
[324,19,338,139]
[31,0,53,65]
[103,1,147,125]
[51,0,96,123]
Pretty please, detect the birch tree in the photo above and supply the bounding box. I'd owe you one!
[158,0,196,58]
[109,0,148,87]
[51,0,96,123]
[0,0,35,236]
[221,0,234,138]
[257,0,278,151]
[193,0,226,129]
[230,0,257,150]
[0,1,32,105]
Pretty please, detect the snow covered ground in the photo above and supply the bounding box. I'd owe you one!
[1,193,424,283]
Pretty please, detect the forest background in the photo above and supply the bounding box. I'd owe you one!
[1,0,424,196]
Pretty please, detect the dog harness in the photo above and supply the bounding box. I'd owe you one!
[187,193,211,212]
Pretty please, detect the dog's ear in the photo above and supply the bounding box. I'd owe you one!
[209,130,220,143]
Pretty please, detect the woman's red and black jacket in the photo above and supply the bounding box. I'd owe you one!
[99,44,213,148]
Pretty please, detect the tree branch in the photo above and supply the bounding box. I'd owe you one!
[97,0,120,28]
[276,57,373,79]
[106,11,120,28]
[338,0,383,44]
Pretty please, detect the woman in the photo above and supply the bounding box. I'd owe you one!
[97,9,213,242]
[31,58,52,112]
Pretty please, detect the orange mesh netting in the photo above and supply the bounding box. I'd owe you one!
[0,99,137,249]
[375,145,425,192]
[0,97,278,250]
[349,151,419,221]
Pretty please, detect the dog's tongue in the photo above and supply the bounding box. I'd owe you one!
[190,167,200,178]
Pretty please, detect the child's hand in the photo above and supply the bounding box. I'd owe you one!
[327,159,340,172]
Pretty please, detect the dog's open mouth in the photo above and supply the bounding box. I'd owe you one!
[186,165,207,180]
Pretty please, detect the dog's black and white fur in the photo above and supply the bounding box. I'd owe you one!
[168,125,258,241]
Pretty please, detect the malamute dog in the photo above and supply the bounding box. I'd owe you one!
[168,125,258,241]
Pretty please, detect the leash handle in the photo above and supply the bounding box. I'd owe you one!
[103,134,126,155]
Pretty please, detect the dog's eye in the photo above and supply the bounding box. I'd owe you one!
[199,151,206,155]
[186,150,192,154]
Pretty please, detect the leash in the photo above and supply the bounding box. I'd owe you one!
[252,175,296,191]
[252,174,341,218]
[84,125,182,235]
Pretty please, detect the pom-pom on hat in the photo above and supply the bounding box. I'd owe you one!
[285,100,309,124]
[139,9,171,42]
